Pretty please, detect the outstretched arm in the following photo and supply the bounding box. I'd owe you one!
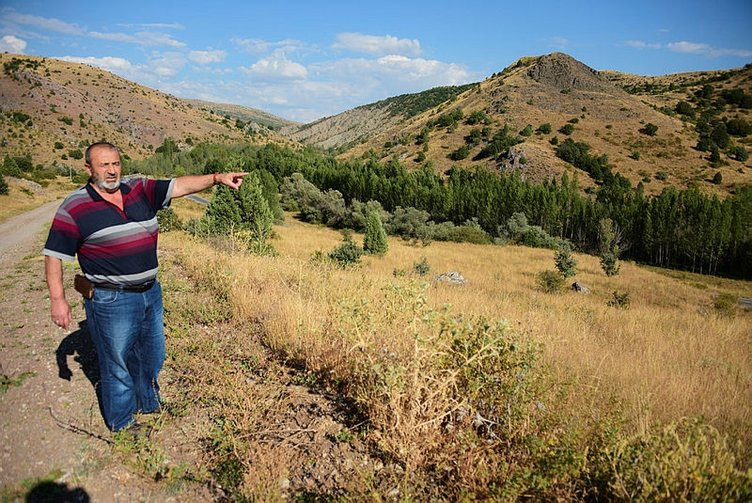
[172,172,248,198]
[45,256,72,330]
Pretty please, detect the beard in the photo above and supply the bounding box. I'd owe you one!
[92,173,121,192]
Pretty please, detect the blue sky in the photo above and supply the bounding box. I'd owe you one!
[1,1,750,123]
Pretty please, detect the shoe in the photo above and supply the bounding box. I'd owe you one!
[121,421,153,439]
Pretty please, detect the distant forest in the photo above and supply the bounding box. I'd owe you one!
[127,142,752,279]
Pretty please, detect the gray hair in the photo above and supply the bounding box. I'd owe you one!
[84,142,120,165]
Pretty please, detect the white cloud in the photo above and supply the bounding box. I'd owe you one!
[667,41,709,54]
[60,55,134,73]
[89,30,185,48]
[148,52,186,77]
[0,34,27,53]
[624,40,662,49]
[61,52,185,83]
[2,9,84,35]
[189,49,226,64]
[233,37,312,56]
[233,37,271,53]
[667,40,752,58]
[333,32,421,56]
[244,51,308,79]
[117,22,184,30]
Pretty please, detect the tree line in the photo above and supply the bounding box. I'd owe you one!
[127,141,752,278]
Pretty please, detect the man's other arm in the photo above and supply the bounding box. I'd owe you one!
[45,255,72,330]
[172,172,248,199]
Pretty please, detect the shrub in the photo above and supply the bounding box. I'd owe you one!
[412,257,430,276]
[713,293,737,318]
[558,124,574,135]
[363,210,388,255]
[0,173,8,195]
[640,123,659,136]
[656,170,669,181]
[607,290,630,308]
[712,171,723,184]
[549,136,559,145]
[537,123,552,134]
[329,232,363,267]
[630,151,641,160]
[554,248,577,278]
[448,145,471,161]
[591,419,751,501]
[675,101,695,117]
[519,125,533,136]
[537,270,565,293]
[731,145,749,162]
[68,149,83,160]
[388,206,433,245]
[54,141,64,150]
[156,207,182,232]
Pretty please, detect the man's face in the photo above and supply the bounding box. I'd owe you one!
[86,147,121,193]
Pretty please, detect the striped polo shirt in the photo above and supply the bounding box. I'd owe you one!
[43,177,175,286]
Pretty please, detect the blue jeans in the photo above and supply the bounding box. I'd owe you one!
[84,282,165,431]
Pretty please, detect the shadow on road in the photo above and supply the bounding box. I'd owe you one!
[55,319,103,417]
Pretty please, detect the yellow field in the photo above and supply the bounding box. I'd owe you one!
[160,201,751,498]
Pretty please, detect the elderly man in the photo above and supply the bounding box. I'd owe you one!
[43,141,246,432]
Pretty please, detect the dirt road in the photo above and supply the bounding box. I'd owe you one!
[0,201,209,500]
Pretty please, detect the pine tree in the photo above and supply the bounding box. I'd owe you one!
[363,210,388,255]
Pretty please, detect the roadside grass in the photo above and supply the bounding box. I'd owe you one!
[155,210,752,500]
[0,176,78,223]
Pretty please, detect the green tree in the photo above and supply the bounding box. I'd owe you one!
[363,210,388,255]
[598,218,621,276]
[712,171,723,185]
[2,155,21,177]
[554,247,577,278]
[202,173,274,252]
[0,173,8,195]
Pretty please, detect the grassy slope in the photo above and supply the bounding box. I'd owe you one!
[162,198,751,497]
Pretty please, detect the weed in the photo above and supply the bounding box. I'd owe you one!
[713,292,737,318]
[607,291,631,309]
[0,370,35,393]
[537,270,565,293]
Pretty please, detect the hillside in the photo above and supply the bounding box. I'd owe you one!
[0,53,289,167]
[316,53,751,195]
[281,84,476,151]
[184,98,298,131]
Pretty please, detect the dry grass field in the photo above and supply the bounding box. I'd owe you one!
[159,198,751,499]
[0,176,78,223]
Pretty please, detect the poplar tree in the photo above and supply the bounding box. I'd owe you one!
[363,210,389,255]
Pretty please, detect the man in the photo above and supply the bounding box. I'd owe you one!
[43,141,246,432]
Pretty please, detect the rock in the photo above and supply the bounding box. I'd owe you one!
[435,271,466,285]
[571,281,590,294]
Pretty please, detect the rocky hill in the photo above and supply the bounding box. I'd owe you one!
[184,98,297,131]
[281,84,476,151]
[0,53,289,167]
[323,53,751,195]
